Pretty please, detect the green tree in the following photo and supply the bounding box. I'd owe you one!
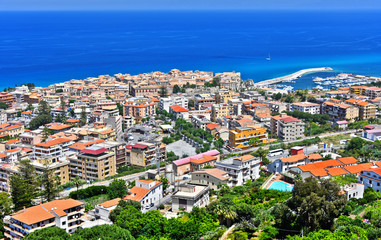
[116,102,124,116]
[0,102,8,110]
[259,226,278,240]
[10,160,39,211]
[173,84,181,94]
[252,147,269,164]
[188,99,195,108]
[80,106,87,126]
[0,192,12,219]
[23,226,70,240]
[41,126,50,142]
[71,224,135,240]
[108,179,127,199]
[158,86,168,98]
[73,176,81,196]
[40,164,61,202]
[38,100,50,115]
[109,200,141,223]
[159,176,169,191]
[248,137,259,146]
[29,114,53,130]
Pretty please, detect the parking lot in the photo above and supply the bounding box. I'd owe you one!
[166,140,196,158]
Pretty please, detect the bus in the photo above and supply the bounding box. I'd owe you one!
[268,149,284,157]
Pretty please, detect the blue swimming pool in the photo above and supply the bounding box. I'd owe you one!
[268,181,294,192]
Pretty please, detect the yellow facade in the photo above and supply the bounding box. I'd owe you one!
[228,127,268,149]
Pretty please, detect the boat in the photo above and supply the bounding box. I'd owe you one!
[266,53,271,61]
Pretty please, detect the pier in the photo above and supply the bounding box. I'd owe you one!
[254,67,333,87]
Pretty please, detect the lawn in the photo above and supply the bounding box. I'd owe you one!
[320,134,352,146]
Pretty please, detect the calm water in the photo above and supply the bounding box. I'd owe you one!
[0,10,381,89]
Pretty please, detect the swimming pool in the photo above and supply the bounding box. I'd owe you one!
[268,181,294,192]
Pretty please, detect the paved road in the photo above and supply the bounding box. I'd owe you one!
[228,130,356,156]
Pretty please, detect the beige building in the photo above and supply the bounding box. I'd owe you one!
[270,113,288,135]
[70,145,116,181]
[211,104,231,122]
[345,98,377,120]
[321,100,359,121]
[129,142,166,168]
[191,168,230,190]
[123,97,155,122]
[278,116,305,141]
[215,89,236,104]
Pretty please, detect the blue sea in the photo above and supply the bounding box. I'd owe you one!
[1,10,381,90]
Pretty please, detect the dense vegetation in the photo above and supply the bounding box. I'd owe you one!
[341,137,381,161]
[283,110,330,124]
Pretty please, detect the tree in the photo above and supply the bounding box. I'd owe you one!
[0,192,12,219]
[116,102,124,116]
[252,147,269,164]
[173,84,181,94]
[248,137,259,146]
[188,99,195,108]
[109,200,141,223]
[108,179,127,199]
[0,102,8,110]
[71,224,135,240]
[259,226,278,240]
[29,114,52,130]
[160,176,169,191]
[10,160,39,211]
[23,226,70,240]
[38,100,50,115]
[158,86,168,98]
[41,126,50,142]
[73,176,81,196]
[40,164,61,202]
[80,106,87,126]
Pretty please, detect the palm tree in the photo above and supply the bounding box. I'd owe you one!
[73,176,81,196]
[213,203,237,227]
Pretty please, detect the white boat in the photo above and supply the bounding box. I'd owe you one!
[266,53,271,61]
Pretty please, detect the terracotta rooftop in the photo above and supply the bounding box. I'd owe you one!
[193,168,229,181]
[99,198,121,208]
[281,154,306,163]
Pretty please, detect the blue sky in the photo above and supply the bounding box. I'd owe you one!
[0,0,379,11]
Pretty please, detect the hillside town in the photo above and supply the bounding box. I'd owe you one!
[1,69,381,239]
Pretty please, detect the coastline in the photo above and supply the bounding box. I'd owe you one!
[253,67,334,87]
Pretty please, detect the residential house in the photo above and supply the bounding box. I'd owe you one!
[278,117,304,141]
[124,179,163,211]
[190,168,230,190]
[172,184,209,212]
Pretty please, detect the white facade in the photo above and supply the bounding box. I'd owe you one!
[342,183,364,200]
[215,155,260,186]
[290,102,320,114]
[172,184,210,212]
[124,180,163,212]
[159,96,188,112]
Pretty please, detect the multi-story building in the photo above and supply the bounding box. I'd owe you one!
[278,116,305,141]
[215,88,236,104]
[191,168,230,190]
[191,115,211,131]
[159,96,188,112]
[172,150,221,176]
[0,92,16,107]
[365,87,381,99]
[124,179,163,211]
[345,99,377,120]
[123,97,155,122]
[94,141,127,167]
[3,199,85,239]
[195,98,215,110]
[172,184,209,212]
[290,102,320,114]
[0,163,17,194]
[270,113,288,135]
[129,142,166,167]
[211,104,231,122]
[215,155,260,186]
[23,91,40,104]
[33,160,70,185]
[228,127,267,150]
[359,167,381,193]
[0,123,25,137]
[321,100,359,121]
[32,138,74,164]
[349,86,368,96]
[169,105,189,120]
[70,146,116,181]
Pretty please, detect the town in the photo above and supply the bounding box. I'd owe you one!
[0,69,381,239]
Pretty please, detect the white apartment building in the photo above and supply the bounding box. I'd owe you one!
[172,184,210,212]
[215,155,260,186]
[159,96,188,112]
[3,199,85,239]
[32,137,74,164]
[124,179,163,212]
[290,102,320,114]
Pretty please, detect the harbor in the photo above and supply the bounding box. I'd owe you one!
[254,67,333,87]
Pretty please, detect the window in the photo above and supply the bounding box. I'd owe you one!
[62,221,66,225]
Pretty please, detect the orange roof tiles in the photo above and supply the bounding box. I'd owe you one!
[235,155,254,162]
[206,123,220,130]
[306,153,323,160]
[170,105,188,112]
[11,199,83,225]
[281,154,306,163]
[193,168,229,181]
[327,167,348,177]
[35,138,71,148]
[337,157,358,165]
[0,153,7,159]
[99,198,121,208]
[343,163,374,174]
[5,139,19,144]
[124,181,161,202]
[309,169,329,177]
[190,155,217,164]
[298,159,342,172]
[49,124,72,131]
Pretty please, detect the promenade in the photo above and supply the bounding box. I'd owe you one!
[254,67,333,87]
